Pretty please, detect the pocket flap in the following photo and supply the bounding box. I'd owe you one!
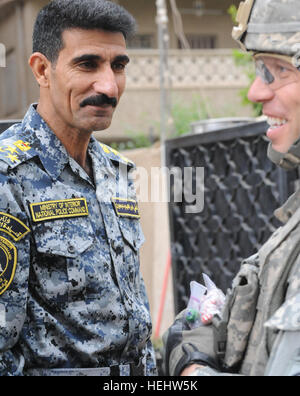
[119,218,145,251]
[33,218,94,258]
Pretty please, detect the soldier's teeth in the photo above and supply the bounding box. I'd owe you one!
[267,117,288,127]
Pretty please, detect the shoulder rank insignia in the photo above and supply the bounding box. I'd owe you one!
[112,197,140,219]
[99,143,135,167]
[29,198,89,222]
[0,212,30,241]
[0,139,32,167]
[0,236,17,296]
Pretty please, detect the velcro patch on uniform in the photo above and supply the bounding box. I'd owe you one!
[0,236,17,296]
[29,198,89,222]
[0,212,30,241]
[112,197,140,219]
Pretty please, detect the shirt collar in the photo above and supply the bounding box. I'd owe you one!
[274,188,300,224]
[21,104,69,181]
[21,104,131,182]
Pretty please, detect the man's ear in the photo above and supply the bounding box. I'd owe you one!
[28,52,51,87]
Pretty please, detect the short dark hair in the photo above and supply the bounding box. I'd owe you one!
[32,0,136,63]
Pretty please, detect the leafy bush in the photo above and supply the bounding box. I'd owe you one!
[171,98,210,137]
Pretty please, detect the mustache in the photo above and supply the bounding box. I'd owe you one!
[79,94,118,108]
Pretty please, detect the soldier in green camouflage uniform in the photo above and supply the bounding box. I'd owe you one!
[163,0,300,376]
[0,0,156,376]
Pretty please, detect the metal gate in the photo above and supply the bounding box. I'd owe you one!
[165,121,299,314]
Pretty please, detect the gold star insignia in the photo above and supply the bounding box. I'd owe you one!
[5,146,19,154]
[6,153,19,163]
[13,140,31,152]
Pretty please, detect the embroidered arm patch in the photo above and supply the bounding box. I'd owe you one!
[0,212,30,241]
[0,236,17,296]
[112,197,140,219]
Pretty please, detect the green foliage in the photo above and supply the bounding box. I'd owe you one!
[110,130,154,152]
[171,99,210,137]
[227,4,238,22]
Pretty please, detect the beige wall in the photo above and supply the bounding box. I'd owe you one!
[122,144,175,338]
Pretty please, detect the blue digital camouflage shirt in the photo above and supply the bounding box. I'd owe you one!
[0,104,156,376]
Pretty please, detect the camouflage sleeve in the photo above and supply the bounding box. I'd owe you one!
[138,274,158,375]
[145,338,158,375]
[264,292,300,376]
[0,171,31,376]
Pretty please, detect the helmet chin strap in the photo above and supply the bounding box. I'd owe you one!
[268,140,300,170]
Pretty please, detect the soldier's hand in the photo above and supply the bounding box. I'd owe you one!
[181,364,205,376]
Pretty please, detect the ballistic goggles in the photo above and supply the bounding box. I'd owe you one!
[254,53,300,90]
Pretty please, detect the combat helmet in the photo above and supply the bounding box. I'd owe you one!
[232,0,300,170]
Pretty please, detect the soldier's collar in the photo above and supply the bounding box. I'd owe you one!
[22,104,70,181]
[274,189,300,224]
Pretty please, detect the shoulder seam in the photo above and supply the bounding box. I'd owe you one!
[99,143,135,167]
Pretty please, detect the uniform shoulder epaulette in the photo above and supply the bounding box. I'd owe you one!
[0,133,35,170]
[99,142,135,168]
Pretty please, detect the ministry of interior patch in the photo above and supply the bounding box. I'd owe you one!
[0,236,17,296]
[112,197,140,219]
[0,212,30,242]
[29,198,89,222]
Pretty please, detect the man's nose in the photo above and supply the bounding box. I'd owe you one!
[248,76,275,103]
[93,65,119,99]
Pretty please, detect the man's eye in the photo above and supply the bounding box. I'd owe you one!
[278,66,288,73]
[112,63,126,72]
[275,64,291,77]
[79,61,97,70]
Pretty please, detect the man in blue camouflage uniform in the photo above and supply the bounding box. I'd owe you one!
[163,0,300,377]
[0,0,156,376]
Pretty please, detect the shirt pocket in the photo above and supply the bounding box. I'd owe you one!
[118,217,145,289]
[31,217,94,302]
[118,217,145,252]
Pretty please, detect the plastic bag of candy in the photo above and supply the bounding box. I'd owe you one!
[185,274,225,329]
